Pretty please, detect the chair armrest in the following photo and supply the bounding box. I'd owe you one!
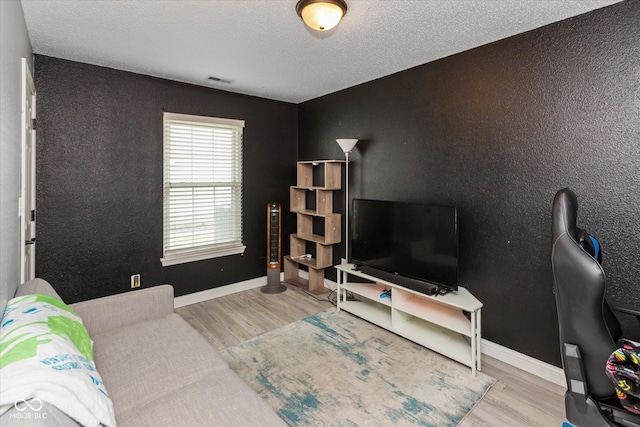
[69,285,174,336]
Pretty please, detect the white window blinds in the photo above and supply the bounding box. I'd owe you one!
[161,112,245,266]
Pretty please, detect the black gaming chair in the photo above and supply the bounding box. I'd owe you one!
[551,188,640,426]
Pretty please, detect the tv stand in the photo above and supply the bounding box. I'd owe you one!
[335,262,483,375]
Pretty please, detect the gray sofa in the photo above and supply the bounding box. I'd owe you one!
[1,279,286,427]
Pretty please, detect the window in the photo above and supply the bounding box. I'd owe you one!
[161,112,245,266]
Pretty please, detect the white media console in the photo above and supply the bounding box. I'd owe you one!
[335,263,483,375]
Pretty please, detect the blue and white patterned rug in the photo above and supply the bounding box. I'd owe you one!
[221,309,495,426]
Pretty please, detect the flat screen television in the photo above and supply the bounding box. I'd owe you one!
[351,199,459,295]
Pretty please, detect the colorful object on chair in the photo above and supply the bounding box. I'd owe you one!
[606,339,640,414]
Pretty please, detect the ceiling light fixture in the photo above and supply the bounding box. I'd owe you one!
[296,0,348,32]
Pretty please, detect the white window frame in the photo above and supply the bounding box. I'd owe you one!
[161,112,245,267]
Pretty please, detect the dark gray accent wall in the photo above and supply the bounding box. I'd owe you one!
[34,56,298,303]
[298,1,640,366]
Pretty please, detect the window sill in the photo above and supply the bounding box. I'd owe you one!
[161,245,246,267]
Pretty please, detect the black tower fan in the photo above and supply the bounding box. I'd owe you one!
[261,202,286,294]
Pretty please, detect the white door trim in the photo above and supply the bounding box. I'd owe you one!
[20,57,36,284]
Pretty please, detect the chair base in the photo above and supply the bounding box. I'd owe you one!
[566,393,640,427]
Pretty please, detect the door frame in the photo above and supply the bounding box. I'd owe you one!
[20,57,36,284]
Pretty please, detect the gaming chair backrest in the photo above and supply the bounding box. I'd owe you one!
[551,188,620,400]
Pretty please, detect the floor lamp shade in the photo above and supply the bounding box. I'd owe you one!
[336,138,358,153]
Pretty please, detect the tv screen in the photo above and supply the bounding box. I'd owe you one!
[351,199,459,293]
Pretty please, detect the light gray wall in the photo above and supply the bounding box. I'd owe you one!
[0,0,33,313]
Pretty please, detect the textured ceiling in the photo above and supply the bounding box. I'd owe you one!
[20,0,621,103]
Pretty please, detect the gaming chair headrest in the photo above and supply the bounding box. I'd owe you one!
[552,188,578,240]
[552,188,602,263]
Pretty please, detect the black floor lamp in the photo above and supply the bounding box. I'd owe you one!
[336,139,358,263]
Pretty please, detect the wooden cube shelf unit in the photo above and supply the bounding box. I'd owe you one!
[284,160,344,294]
[290,187,335,215]
[296,160,342,189]
[295,212,341,245]
[289,234,333,269]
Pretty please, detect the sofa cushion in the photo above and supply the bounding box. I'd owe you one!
[92,313,229,415]
[116,370,286,427]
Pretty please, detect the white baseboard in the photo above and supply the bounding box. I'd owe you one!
[481,339,565,387]
[323,276,337,291]
[174,271,330,309]
[174,275,270,308]
[173,274,566,388]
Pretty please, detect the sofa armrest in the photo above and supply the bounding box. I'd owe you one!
[15,278,63,299]
[70,285,175,336]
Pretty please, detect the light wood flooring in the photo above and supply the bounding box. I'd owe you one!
[176,283,567,426]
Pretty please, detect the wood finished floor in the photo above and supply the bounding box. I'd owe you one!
[176,283,567,426]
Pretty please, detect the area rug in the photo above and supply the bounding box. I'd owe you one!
[221,309,495,426]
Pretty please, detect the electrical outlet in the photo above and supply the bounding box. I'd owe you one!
[131,274,140,289]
